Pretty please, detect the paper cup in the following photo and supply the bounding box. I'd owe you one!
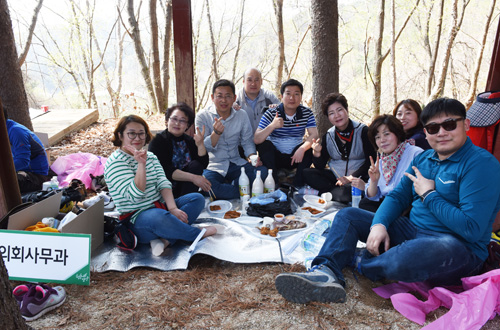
[249,155,258,166]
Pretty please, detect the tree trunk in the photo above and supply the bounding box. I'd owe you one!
[311,0,338,138]
[231,0,246,82]
[274,0,284,95]
[428,0,462,100]
[465,0,497,109]
[390,0,397,106]
[0,255,30,330]
[205,0,219,81]
[127,0,159,113]
[424,0,444,97]
[0,0,32,130]
[150,0,165,112]
[371,0,385,117]
[162,0,172,109]
[18,0,44,67]
[70,0,98,109]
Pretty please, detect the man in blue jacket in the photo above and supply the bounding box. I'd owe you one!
[275,98,500,304]
[4,107,50,193]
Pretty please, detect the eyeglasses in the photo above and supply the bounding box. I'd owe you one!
[126,132,146,140]
[424,118,464,135]
[214,94,234,100]
[169,117,188,125]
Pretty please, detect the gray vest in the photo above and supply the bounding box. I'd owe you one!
[326,120,366,177]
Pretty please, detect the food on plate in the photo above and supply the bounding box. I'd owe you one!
[302,206,322,214]
[257,226,279,237]
[209,205,221,211]
[284,215,295,223]
[318,198,325,204]
[224,210,241,219]
[275,220,306,231]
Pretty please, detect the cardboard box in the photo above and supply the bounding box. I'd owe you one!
[1,192,104,285]
[7,191,104,252]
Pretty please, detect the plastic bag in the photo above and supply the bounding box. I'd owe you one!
[247,190,292,217]
[51,153,107,189]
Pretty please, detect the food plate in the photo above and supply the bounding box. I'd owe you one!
[248,226,281,240]
[207,200,232,215]
[303,194,328,209]
[232,215,262,226]
[301,204,326,217]
[276,222,309,237]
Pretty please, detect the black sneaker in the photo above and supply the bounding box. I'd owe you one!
[275,264,346,304]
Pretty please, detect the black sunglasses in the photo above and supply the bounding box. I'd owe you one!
[424,118,464,135]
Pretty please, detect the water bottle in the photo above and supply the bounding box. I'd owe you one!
[351,186,361,208]
[264,169,275,193]
[301,233,326,255]
[50,176,59,190]
[252,170,264,197]
[239,167,250,196]
[42,217,60,229]
[310,219,331,236]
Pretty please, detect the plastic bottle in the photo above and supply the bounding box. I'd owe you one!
[301,233,326,255]
[264,169,275,193]
[41,217,60,229]
[310,219,331,236]
[239,167,250,196]
[251,170,264,197]
[351,186,362,208]
[50,176,59,190]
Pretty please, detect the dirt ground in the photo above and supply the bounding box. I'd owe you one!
[18,117,500,329]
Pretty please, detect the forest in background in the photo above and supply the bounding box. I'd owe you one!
[7,0,500,123]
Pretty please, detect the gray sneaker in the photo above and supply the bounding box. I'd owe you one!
[275,264,346,304]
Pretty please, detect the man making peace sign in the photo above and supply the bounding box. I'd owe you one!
[275,98,500,304]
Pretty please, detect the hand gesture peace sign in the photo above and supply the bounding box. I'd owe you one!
[368,154,380,183]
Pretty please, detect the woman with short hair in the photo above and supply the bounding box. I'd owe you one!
[105,115,216,256]
[351,114,423,212]
[303,93,376,203]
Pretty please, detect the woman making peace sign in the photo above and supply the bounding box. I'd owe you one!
[351,115,423,212]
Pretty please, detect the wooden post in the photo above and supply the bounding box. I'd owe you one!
[486,18,500,91]
[0,100,22,219]
[172,0,195,136]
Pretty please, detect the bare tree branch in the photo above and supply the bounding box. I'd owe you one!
[18,0,44,66]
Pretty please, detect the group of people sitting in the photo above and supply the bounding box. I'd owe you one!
[6,67,500,305]
[102,68,500,304]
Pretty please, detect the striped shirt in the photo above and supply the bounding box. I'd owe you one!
[257,104,316,154]
[104,149,172,223]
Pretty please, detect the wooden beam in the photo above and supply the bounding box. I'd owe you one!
[486,18,500,91]
[172,0,195,110]
[0,101,22,219]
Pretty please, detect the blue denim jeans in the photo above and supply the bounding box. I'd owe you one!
[312,207,484,286]
[131,192,205,245]
[203,162,268,200]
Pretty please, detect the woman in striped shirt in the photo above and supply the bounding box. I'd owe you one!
[104,115,217,256]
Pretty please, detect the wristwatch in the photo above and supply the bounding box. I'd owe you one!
[420,189,435,202]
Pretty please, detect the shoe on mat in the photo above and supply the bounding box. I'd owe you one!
[275,264,346,304]
[20,284,66,321]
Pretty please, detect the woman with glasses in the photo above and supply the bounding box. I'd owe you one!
[393,99,431,150]
[351,115,423,212]
[149,103,211,198]
[105,115,217,256]
[302,93,376,203]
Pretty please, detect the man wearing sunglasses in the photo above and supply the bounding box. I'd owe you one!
[275,98,500,304]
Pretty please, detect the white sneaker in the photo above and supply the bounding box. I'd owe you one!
[83,192,115,210]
